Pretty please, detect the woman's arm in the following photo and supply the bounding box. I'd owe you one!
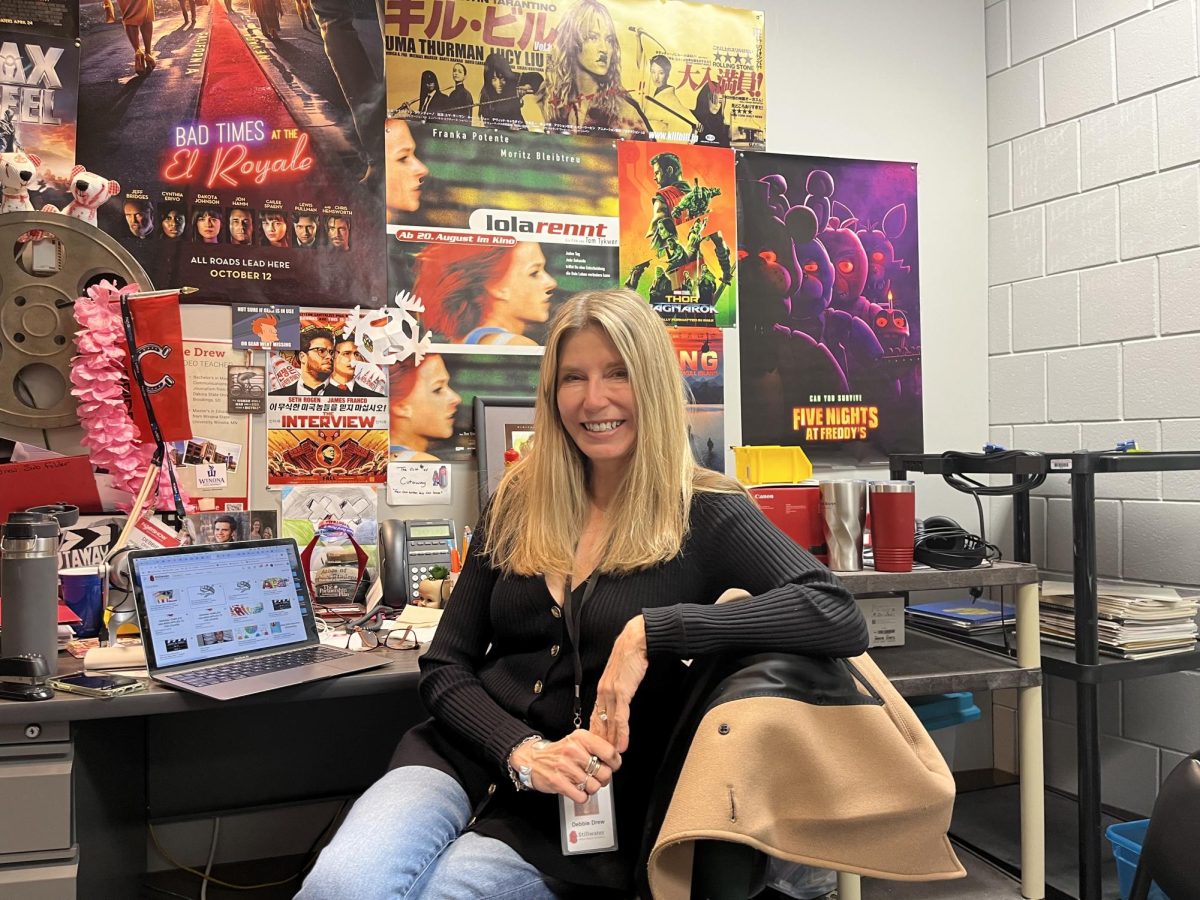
[643,491,869,659]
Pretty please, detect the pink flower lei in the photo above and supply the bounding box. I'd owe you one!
[69,280,191,511]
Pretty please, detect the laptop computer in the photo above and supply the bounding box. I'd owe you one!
[125,539,389,700]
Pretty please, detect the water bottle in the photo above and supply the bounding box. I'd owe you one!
[1,512,62,673]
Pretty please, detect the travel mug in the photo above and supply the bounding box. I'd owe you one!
[818,481,868,572]
[0,512,62,673]
[60,566,106,639]
[869,481,917,572]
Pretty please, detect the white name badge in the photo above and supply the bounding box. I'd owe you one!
[559,783,618,855]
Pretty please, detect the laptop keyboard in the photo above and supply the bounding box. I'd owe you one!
[171,645,350,686]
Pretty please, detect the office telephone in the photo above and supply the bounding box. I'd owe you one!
[378,517,456,606]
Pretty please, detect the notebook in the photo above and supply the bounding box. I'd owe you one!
[125,539,389,700]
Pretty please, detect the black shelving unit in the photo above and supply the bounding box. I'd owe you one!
[890,450,1200,900]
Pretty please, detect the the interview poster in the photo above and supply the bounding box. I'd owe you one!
[672,328,724,469]
[75,0,385,308]
[736,152,923,466]
[266,312,390,486]
[390,351,541,461]
[618,141,736,327]
[0,0,79,192]
[388,121,618,346]
[384,0,765,149]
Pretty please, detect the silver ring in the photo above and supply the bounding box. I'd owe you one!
[599,710,609,722]
[585,755,601,777]
[577,778,588,792]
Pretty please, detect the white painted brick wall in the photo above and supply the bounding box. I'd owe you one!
[1078,258,1158,343]
[1079,96,1157,190]
[1119,166,1200,259]
[1157,78,1200,168]
[1115,0,1198,99]
[1047,345,1122,421]
[1043,32,1116,124]
[1045,188,1120,273]
[1012,121,1080,207]
[1012,271,1078,350]
[986,0,1200,818]
[1159,246,1200,334]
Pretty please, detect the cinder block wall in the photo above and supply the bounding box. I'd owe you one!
[985,0,1200,815]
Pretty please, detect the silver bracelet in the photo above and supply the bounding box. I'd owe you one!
[506,734,546,791]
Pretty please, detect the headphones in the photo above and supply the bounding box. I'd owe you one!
[913,516,994,570]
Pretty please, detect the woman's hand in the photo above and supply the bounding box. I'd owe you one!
[508,729,621,804]
[589,615,649,754]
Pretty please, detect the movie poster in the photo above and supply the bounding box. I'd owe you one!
[619,141,736,327]
[387,121,618,346]
[390,351,541,461]
[672,327,724,469]
[384,0,765,149]
[736,153,923,465]
[0,0,79,197]
[266,312,390,485]
[75,0,385,308]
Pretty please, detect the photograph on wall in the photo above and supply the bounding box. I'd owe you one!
[266,312,390,485]
[162,341,252,510]
[390,351,541,461]
[384,0,765,148]
[182,510,253,545]
[75,0,385,308]
[736,153,923,465]
[619,142,737,327]
[387,122,619,346]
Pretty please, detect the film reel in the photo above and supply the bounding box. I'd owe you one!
[0,211,152,430]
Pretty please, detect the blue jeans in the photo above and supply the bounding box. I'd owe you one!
[296,766,563,900]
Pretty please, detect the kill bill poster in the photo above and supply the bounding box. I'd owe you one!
[75,0,385,308]
[618,141,737,328]
[267,312,390,485]
[384,0,765,149]
[388,121,618,347]
[0,0,79,190]
[736,153,923,466]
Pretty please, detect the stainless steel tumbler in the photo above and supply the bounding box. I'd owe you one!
[0,512,62,673]
[818,480,868,572]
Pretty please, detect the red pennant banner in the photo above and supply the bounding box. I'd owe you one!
[123,293,193,442]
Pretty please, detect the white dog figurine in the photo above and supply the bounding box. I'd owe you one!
[0,150,42,212]
[42,165,121,227]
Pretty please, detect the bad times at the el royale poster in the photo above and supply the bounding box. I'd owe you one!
[76,0,385,308]
[385,0,765,148]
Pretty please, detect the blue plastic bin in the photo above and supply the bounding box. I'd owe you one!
[909,692,981,732]
[1105,819,1168,900]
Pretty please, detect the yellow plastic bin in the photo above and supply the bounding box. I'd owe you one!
[731,446,813,485]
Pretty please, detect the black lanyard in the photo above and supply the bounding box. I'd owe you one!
[119,293,186,518]
[562,574,597,728]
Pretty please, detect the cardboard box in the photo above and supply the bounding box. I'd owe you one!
[856,594,905,647]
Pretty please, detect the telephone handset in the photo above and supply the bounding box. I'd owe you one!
[378,517,456,605]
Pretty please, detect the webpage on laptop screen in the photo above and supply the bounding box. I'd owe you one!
[136,545,310,667]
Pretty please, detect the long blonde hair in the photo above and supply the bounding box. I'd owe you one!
[485,288,742,577]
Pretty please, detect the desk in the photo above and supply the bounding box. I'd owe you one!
[0,570,1043,899]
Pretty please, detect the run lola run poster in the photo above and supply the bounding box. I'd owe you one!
[384,0,765,148]
[736,153,923,466]
[387,121,618,348]
[618,141,737,328]
[75,0,385,308]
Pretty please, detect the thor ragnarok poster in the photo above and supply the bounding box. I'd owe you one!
[75,0,386,308]
[736,152,923,466]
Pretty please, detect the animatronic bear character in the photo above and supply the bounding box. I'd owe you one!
[43,166,121,227]
[0,149,42,212]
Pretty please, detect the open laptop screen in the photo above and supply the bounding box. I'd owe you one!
[128,540,317,671]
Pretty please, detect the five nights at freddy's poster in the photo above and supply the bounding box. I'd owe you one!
[736,153,923,466]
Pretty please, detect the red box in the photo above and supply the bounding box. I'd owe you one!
[748,484,827,564]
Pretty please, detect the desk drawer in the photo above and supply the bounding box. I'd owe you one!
[0,743,73,854]
[0,846,78,900]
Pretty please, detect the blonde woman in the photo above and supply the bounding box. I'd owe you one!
[298,289,866,898]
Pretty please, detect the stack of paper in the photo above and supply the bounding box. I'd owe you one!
[1040,580,1200,660]
[905,597,1013,636]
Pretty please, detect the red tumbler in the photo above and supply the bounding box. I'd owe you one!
[869,481,916,572]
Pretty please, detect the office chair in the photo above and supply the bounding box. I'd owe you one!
[1129,748,1200,900]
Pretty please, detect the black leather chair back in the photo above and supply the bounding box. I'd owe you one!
[1129,749,1200,900]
